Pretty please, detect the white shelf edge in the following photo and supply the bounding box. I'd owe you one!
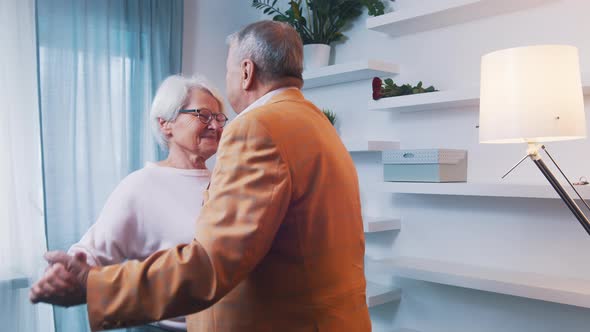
[366,0,553,37]
[345,140,400,153]
[379,182,590,199]
[303,59,400,89]
[366,281,401,307]
[386,256,590,309]
[368,87,480,112]
[363,216,401,233]
[374,328,420,332]
[369,81,590,112]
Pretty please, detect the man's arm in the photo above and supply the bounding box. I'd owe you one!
[86,116,292,330]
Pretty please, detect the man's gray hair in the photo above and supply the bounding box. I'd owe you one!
[227,20,303,83]
[150,74,225,149]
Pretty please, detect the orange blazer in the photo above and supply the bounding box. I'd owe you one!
[86,89,370,331]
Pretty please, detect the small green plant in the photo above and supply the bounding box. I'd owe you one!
[322,108,337,125]
[252,0,388,45]
[372,77,437,100]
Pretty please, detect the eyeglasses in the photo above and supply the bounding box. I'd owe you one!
[178,109,228,127]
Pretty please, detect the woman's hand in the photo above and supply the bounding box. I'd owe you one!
[29,251,90,307]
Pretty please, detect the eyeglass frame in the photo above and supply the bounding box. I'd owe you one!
[178,109,229,127]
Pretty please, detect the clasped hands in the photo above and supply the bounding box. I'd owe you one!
[29,251,91,307]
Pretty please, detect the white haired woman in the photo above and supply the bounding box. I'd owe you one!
[68,75,228,331]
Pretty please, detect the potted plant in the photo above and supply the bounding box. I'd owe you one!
[322,108,337,125]
[252,0,387,69]
[372,77,438,100]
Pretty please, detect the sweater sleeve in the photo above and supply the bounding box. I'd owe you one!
[68,176,143,267]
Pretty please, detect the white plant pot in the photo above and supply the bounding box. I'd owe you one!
[303,44,331,70]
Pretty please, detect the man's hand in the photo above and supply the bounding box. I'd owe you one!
[29,251,91,307]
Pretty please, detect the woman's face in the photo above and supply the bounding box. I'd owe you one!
[167,89,223,160]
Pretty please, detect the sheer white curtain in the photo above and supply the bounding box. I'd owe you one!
[36,1,183,330]
[0,0,54,330]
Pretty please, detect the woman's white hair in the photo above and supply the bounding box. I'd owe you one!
[150,74,225,149]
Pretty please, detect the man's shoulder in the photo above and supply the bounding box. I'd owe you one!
[242,94,316,125]
[220,88,323,155]
[227,95,323,146]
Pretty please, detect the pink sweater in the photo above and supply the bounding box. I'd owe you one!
[69,162,210,330]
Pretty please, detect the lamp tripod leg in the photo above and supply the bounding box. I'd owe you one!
[531,156,590,237]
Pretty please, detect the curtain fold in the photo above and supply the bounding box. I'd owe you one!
[0,0,54,331]
[36,0,183,330]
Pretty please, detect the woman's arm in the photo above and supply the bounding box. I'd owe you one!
[68,177,143,266]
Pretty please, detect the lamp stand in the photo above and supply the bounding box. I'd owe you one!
[527,144,590,237]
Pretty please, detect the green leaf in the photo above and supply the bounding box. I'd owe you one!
[252,0,388,46]
[273,14,288,22]
[360,0,385,16]
[378,76,438,99]
[322,109,337,125]
[290,1,302,20]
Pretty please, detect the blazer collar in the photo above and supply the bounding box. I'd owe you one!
[266,87,305,105]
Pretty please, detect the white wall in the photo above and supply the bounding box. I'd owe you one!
[301,0,590,331]
[182,0,260,98]
[182,0,260,169]
[184,0,590,331]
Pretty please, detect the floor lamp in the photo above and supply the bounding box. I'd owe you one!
[479,45,590,236]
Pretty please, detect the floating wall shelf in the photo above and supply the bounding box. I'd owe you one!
[385,256,590,309]
[380,182,590,199]
[369,88,480,112]
[303,60,400,89]
[345,140,400,153]
[366,0,554,37]
[363,216,402,233]
[374,328,420,332]
[367,281,402,307]
[369,79,590,113]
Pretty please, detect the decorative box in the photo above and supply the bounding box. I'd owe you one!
[382,149,468,182]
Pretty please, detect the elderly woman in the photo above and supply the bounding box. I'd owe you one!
[68,74,227,331]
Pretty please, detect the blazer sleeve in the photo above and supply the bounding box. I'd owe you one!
[86,116,292,331]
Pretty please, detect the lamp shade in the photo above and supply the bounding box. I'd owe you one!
[479,45,586,144]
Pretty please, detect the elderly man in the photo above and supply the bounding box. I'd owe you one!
[30,20,371,332]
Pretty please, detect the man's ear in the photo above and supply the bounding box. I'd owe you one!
[241,59,255,90]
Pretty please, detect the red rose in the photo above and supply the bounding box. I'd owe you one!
[372,77,383,100]
[372,77,382,91]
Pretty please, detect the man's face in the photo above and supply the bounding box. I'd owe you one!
[225,43,242,113]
